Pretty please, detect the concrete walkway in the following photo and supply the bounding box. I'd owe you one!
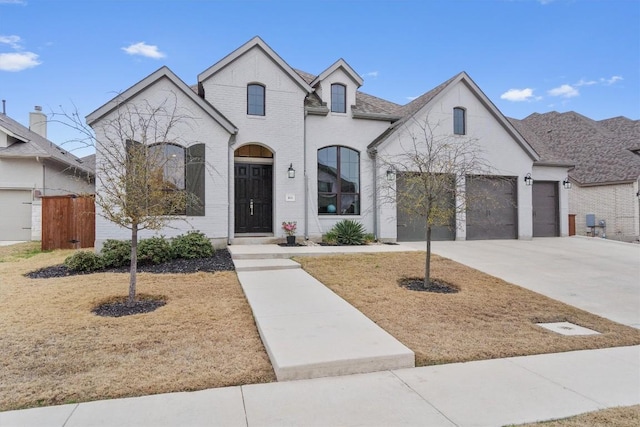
[232,245,416,380]
[2,345,638,427]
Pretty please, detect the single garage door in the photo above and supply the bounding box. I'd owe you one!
[466,176,517,240]
[533,181,559,237]
[396,173,455,241]
[0,189,32,241]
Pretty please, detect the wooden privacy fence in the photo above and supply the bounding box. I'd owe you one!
[41,195,95,250]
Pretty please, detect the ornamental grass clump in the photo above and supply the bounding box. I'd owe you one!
[326,219,367,245]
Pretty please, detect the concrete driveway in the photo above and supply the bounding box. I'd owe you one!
[404,237,640,328]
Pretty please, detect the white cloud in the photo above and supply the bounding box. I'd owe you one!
[0,0,27,4]
[548,84,579,98]
[537,0,556,4]
[0,35,21,49]
[601,75,623,85]
[0,51,40,71]
[406,95,419,101]
[500,88,537,102]
[574,78,597,87]
[365,71,378,78]
[122,42,166,59]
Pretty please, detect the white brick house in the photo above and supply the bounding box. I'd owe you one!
[87,36,571,248]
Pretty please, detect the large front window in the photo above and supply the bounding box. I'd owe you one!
[128,142,205,216]
[318,146,360,215]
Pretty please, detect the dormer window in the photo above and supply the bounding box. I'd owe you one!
[331,84,346,113]
[453,107,466,135]
[247,84,265,116]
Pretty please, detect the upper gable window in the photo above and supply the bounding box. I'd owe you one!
[331,84,346,113]
[453,107,466,135]
[247,84,265,116]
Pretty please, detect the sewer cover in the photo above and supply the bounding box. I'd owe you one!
[536,322,600,336]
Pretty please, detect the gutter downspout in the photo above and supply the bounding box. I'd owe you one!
[370,149,378,241]
[227,135,236,245]
[304,109,309,240]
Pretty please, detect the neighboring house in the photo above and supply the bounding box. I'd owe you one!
[87,36,571,249]
[510,112,640,242]
[0,107,95,241]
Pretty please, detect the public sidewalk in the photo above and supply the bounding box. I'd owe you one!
[2,345,638,427]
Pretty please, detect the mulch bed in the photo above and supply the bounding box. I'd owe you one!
[25,249,235,279]
[399,277,459,294]
[93,297,167,317]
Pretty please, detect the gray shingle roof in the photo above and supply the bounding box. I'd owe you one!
[294,69,401,116]
[0,113,95,175]
[510,112,640,185]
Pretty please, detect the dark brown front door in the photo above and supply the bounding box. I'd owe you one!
[533,181,559,237]
[234,163,273,234]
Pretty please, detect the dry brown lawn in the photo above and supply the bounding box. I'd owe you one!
[297,252,640,366]
[0,245,275,411]
[514,405,640,426]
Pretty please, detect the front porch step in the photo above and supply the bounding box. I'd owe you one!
[233,258,301,272]
[231,236,281,245]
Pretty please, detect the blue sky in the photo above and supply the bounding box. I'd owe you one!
[1,0,638,157]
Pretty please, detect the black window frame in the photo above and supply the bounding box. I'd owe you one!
[247,83,266,116]
[317,145,360,215]
[129,142,205,217]
[331,83,346,113]
[453,107,466,135]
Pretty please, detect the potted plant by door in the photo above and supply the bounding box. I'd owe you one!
[282,221,297,246]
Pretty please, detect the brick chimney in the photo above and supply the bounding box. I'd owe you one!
[29,106,47,138]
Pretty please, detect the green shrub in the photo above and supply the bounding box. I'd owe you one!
[322,230,338,245]
[327,220,367,245]
[363,233,376,244]
[100,239,131,267]
[64,251,104,272]
[138,236,174,265]
[171,231,214,259]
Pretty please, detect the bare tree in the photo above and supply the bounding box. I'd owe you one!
[379,116,494,289]
[51,94,204,305]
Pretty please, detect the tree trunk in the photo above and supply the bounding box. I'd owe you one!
[128,224,138,306]
[424,224,431,289]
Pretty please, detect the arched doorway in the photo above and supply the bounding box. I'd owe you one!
[234,144,273,234]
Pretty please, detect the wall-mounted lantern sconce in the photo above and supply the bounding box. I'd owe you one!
[636,191,640,199]
[386,168,395,182]
[524,173,533,186]
[562,178,572,189]
[287,163,295,179]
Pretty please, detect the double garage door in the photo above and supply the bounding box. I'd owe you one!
[0,189,32,241]
[396,175,560,241]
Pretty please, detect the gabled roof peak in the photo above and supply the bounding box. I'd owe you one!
[198,36,312,93]
[310,58,364,88]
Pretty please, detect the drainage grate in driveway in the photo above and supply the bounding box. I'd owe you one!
[536,322,600,336]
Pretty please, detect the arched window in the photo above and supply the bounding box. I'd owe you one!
[453,107,466,135]
[331,83,346,113]
[247,84,265,116]
[317,146,360,215]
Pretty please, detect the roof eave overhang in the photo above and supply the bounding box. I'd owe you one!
[306,106,329,116]
[0,124,29,143]
[533,161,575,168]
[86,67,237,135]
[352,111,402,122]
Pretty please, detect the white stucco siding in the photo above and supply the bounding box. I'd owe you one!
[92,77,232,248]
[42,160,93,196]
[306,113,391,238]
[569,181,640,242]
[375,81,536,241]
